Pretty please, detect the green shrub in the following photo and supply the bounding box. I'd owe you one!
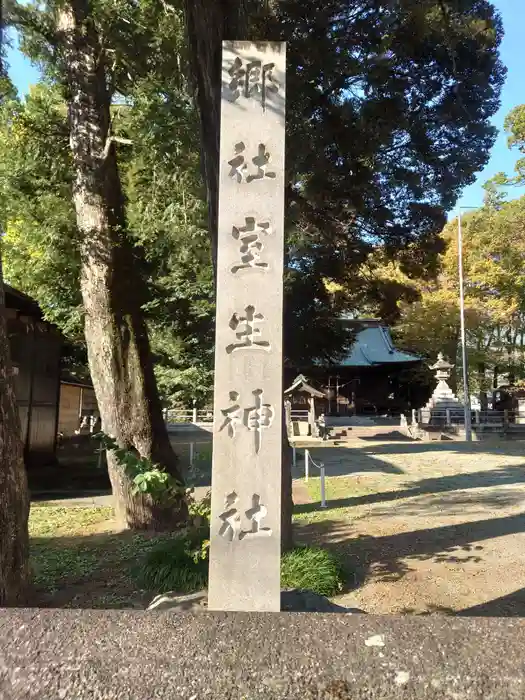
[135,534,344,599]
[281,546,344,597]
[132,528,209,594]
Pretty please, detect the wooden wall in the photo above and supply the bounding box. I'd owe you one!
[58,383,98,437]
[6,303,62,466]
[58,383,81,437]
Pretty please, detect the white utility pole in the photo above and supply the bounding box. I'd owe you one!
[457,208,472,442]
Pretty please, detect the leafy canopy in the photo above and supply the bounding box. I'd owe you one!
[1,0,506,393]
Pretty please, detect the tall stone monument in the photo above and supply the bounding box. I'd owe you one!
[208,41,286,612]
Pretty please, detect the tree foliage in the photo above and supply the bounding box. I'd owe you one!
[3,0,507,393]
[387,199,525,393]
[482,102,525,193]
[0,77,214,406]
[0,85,81,335]
[186,0,505,292]
[503,104,525,186]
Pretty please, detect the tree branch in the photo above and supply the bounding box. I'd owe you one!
[102,135,133,160]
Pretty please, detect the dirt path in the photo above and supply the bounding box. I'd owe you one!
[295,439,525,615]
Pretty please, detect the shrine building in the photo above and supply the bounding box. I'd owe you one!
[287,318,422,417]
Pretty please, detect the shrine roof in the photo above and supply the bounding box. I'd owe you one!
[284,374,326,397]
[4,284,43,318]
[337,320,421,368]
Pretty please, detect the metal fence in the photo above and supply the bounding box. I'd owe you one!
[292,447,327,509]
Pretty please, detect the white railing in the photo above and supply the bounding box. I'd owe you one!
[166,408,311,423]
[290,410,309,421]
[414,408,518,427]
[303,448,327,509]
[165,409,214,424]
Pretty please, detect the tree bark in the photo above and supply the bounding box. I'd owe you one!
[0,247,31,605]
[183,0,251,265]
[183,0,295,549]
[58,0,187,530]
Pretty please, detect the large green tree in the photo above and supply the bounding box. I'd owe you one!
[185,0,504,265]
[384,202,525,396]
[182,0,504,549]
[0,82,215,406]
[6,0,195,530]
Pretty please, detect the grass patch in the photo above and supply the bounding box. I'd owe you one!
[29,505,115,592]
[31,543,100,591]
[132,529,209,594]
[281,546,344,596]
[134,536,345,598]
[29,505,173,603]
[292,476,373,524]
[29,505,113,538]
[29,504,348,606]
[306,475,378,503]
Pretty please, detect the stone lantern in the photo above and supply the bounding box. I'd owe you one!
[419,352,463,424]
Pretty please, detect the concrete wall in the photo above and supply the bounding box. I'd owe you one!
[0,610,524,699]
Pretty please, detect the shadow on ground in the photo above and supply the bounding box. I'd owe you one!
[296,448,406,478]
[29,529,169,610]
[459,587,525,616]
[399,587,525,617]
[295,465,525,514]
[349,441,525,456]
[295,511,525,600]
[354,430,415,442]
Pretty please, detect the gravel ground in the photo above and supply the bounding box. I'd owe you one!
[294,438,525,615]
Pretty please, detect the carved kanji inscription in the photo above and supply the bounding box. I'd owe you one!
[226,57,279,109]
[227,143,276,184]
[218,389,275,454]
[218,492,272,542]
[226,305,271,354]
[230,217,272,274]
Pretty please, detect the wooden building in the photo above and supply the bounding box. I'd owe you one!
[284,374,327,436]
[58,380,98,437]
[5,285,62,466]
[294,318,422,416]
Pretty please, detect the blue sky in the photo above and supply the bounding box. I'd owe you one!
[5,30,40,94]
[456,0,525,210]
[5,0,524,212]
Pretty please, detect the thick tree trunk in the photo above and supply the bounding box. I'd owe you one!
[183,0,253,264]
[58,0,187,530]
[0,248,30,605]
[183,0,294,550]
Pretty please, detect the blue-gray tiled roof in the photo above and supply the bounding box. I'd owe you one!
[338,324,420,367]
